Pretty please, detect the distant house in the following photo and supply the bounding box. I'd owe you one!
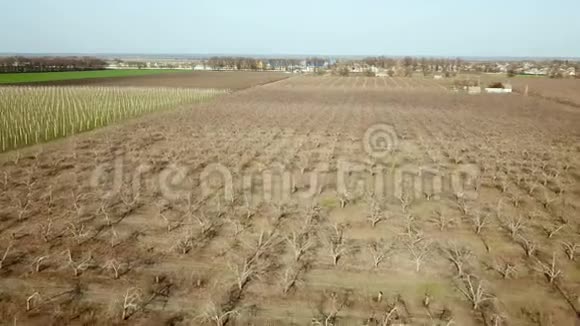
[467,86,482,95]
[485,82,512,94]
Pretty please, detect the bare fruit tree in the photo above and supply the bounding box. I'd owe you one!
[0,242,12,269]
[367,197,386,228]
[562,241,578,261]
[229,257,258,290]
[64,249,94,277]
[26,291,41,311]
[446,242,472,277]
[367,239,390,268]
[505,215,525,240]
[285,230,313,262]
[406,237,432,272]
[199,300,239,326]
[518,236,537,257]
[471,210,488,235]
[431,209,453,231]
[458,274,493,310]
[535,253,562,284]
[122,287,142,320]
[280,265,300,294]
[325,224,348,267]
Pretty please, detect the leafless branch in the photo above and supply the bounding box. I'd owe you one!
[26,291,41,311]
[446,242,472,277]
[535,253,562,284]
[518,235,537,258]
[367,239,391,268]
[122,287,142,320]
[0,242,13,269]
[458,274,492,310]
[561,241,578,261]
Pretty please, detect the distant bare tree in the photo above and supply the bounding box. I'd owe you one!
[280,265,300,294]
[406,238,432,272]
[431,209,453,231]
[121,287,142,320]
[494,260,516,279]
[518,236,537,257]
[535,253,562,284]
[561,241,578,261]
[285,230,314,262]
[446,243,472,276]
[26,292,41,311]
[199,300,239,326]
[458,275,493,310]
[367,239,391,268]
[0,242,13,269]
[505,215,525,239]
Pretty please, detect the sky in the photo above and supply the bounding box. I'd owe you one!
[1,0,578,58]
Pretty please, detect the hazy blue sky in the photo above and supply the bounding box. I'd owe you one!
[1,0,578,57]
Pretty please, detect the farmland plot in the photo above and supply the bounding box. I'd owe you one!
[0,86,227,152]
[0,76,579,325]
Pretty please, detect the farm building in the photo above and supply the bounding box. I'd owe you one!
[485,82,512,94]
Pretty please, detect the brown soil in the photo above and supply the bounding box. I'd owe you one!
[0,76,579,325]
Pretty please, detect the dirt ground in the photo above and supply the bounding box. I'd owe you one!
[0,75,579,325]
[7,71,290,90]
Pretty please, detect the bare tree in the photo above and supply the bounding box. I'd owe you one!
[64,249,94,277]
[175,231,194,254]
[542,190,558,209]
[0,242,13,269]
[367,239,391,268]
[328,237,348,267]
[535,253,562,284]
[431,209,453,231]
[458,275,492,310]
[561,241,578,261]
[67,222,90,244]
[2,171,8,191]
[229,257,257,290]
[339,191,350,208]
[406,238,432,272]
[312,291,349,326]
[104,259,123,279]
[280,265,300,294]
[26,291,41,311]
[471,211,488,235]
[446,243,472,276]
[397,193,413,213]
[455,196,469,216]
[32,255,49,273]
[38,218,53,243]
[285,230,313,262]
[505,215,525,239]
[15,197,30,221]
[325,224,348,266]
[367,200,386,228]
[494,260,516,279]
[246,230,280,261]
[518,236,537,257]
[546,224,566,239]
[199,300,239,326]
[122,287,142,320]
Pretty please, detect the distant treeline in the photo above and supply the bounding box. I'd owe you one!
[0,56,107,73]
[205,57,326,70]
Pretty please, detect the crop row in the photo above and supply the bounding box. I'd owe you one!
[0,86,228,152]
